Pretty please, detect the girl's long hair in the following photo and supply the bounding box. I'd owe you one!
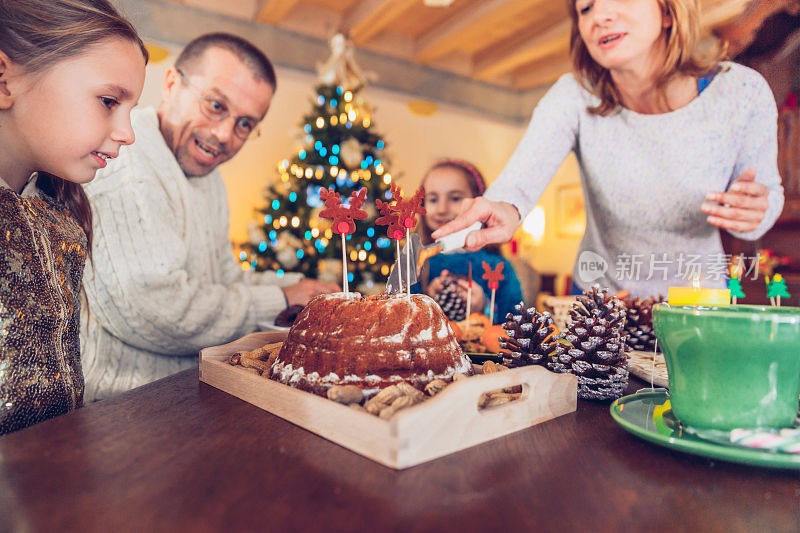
[0,0,148,251]
[567,0,725,116]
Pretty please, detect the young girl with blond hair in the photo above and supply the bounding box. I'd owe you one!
[434,0,783,298]
[0,0,147,434]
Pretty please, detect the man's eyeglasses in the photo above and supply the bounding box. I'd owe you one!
[176,68,261,141]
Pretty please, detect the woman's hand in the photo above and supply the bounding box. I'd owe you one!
[702,169,769,233]
[431,197,521,251]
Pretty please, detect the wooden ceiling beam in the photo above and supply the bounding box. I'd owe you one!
[256,0,302,24]
[474,19,571,80]
[182,0,261,20]
[699,0,754,29]
[342,0,419,46]
[413,0,526,63]
[512,52,571,90]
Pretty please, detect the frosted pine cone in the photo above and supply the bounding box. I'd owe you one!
[551,286,629,400]
[499,302,560,367]
[434,278,467,321]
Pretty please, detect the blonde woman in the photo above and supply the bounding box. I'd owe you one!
[434,0,783,298]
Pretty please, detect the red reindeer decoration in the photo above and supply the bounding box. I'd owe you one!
[320,187,368,235]
[375,197,404,241]
[374,183,426,294]
[482,261,505,324]
[319,187,368,293]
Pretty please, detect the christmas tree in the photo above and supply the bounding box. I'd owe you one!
[240,35,396,293]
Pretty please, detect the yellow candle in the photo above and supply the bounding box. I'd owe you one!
[668,274,731,306]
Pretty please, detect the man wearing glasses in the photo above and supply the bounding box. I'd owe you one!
[81,33,338,402]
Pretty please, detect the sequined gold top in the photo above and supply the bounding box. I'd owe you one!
[0,176,86,435]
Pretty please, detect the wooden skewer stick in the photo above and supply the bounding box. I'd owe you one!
[396,240,402,293]
[489,289,496,325]
[465,263,472,335]
[341,233,348,293]
[406,228,411,296]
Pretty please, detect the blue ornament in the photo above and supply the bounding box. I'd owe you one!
[258,241,267,252]
[305,184,323,208]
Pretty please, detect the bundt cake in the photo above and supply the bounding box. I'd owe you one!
[269,292,473,396]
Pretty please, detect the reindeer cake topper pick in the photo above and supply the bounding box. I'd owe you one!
[375,184,426,294]
[319,187,368,293]
[482,261,505,324]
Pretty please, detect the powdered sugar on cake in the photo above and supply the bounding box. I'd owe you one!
[269,292,473,396]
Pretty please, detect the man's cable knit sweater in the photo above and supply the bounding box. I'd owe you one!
[81,107,302,402]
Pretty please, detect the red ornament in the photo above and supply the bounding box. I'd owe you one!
[482,261,505,291]
[319,187,368,235]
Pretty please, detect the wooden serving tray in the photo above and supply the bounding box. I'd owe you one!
[199,332,577,469]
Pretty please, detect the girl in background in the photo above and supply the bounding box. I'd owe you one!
[416,159,523,322]
[0,0,147,434]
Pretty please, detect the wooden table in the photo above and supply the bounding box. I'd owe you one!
[1,369,797,532]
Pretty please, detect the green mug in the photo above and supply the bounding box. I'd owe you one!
[653,304,800,431]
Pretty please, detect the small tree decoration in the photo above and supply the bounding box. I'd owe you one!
[319,187,368,293]
[374,184,425,294]
[727,257,746,304]
[767,273,791,306]
[482,261,505,324]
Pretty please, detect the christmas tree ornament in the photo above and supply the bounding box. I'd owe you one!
[481,261,505,324]
[339,137,364,169]
[551,286,629,401]
[622,296,664,352]
[315,33,372,89]
[499,303,560,368]
[319,187,368,293]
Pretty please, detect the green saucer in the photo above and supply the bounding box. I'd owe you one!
[610,391,800,470]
